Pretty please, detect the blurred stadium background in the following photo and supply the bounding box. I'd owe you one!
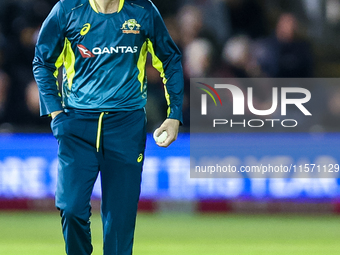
[1,0,340,254]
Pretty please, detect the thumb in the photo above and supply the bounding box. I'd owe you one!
[153,127,163,138]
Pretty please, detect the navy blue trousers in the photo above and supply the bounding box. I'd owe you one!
[51,109,146,255]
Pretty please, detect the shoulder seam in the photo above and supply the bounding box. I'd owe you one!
[126,0,153,8]
[60,0,87,14]
[71,3,85,11]
[131,3,145,9]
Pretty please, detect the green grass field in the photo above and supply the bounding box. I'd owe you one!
[0,212,339,255]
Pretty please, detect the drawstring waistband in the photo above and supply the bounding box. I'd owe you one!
[96,112,108,152]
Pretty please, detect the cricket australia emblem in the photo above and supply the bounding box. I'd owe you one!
[121,19,141,34]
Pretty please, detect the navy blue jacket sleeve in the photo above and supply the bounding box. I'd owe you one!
[147,2,184,123]
[32,2,66,117]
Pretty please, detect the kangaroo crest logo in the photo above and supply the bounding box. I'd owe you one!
[121,19,141,34]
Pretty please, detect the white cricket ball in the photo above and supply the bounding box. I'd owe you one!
[153,130,168,143]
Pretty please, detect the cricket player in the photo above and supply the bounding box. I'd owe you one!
[32,0,183,254]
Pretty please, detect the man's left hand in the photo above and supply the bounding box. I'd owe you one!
[154,119,180,148]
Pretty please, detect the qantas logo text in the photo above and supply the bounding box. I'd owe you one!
[77,44,138,58]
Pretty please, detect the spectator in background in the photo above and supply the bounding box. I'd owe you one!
[181,0,267,45]
[221,35,258,78]
[177,5,204,48]
[181,37,214,129]
[0,26,10,126]
[177,4,219,50]
[177,4,218,129]
[255,13,314,78]
[184,38,214,78]
[151,0,180,18]
[25,80,40,117]
[0,0,54,130]
[226,0,267,39]
[323,88,340,131]
[200,0,232,48]
[0,70,9,123]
